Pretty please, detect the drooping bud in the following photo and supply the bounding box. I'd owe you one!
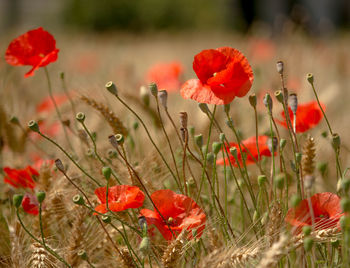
[139,237,150,256]
[55,159,65,172]
[212,142,222,155]
[179,112,188,129]
[226,118,234,129]
[198,103,209,114]
[76,112,86,123]
[28,120,40,132]
[105,81,118,96]
[138,215,148,233]
[306,73,314,84]
[194,134,203,148]
[276,61,284,75]
[73,194,85,205]
[102,166,112,181]
[341,178,350,193]
[158,90,168,109]
[13,194,24,208]
[274,90,284,103]
[149,82,158,97]
[36,191,46,203]
[248,94,257,108]
[263,93,273,112]
[289,93,298,114]
[140,86,150,106]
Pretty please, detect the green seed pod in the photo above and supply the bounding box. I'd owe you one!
[306,73,314,84]
[302,226,312,236]
[198,103,209,114]
[76,112,85,122]
[248,94,257,108]
[258,175,267,187]
[149,82,158,97]
[274,173,285,190]
[140,86,150,106]
[304,237,313,251]
[341,198,350,213]
[212,142,222,155]
[219,133,225,143]
[206,152,214,165]
[105,81,118,96]
[194,134,203,148]
[115,134,124,145]
[72,194,85,205]
[78,250,88,260]
[102,215,111,224]
[28,120,40,132]
[229,147,238,159]
[274,90,284,103]
[13,194,24,208]
[295,152,302,164]
[279,138,287,151]
[332,133,341,150]
[36,191,46,203]
[102,166,112,181]
[291,194,301,208]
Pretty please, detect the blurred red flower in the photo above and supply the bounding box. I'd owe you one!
[94,185,145,214]
[277,101,324,133]
[146,61,183,92]
[22,193,39,215]
[181,47,254,105]
[140,189,206,240]
[5,27,59,77]
[36,94,69,114]
[216,135,273,167]
[285,192,343,233]
[3,166,38,189]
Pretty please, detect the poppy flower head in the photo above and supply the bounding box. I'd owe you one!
[5,27,59,77]
[3,166,38,189]
[146,61,184,92]
[94,185,145,214]
[140,189,206,240]
[285,192,344,233]
[181,47,253,105]
[216,135,273,167]
[22,193,39,215]
[277,101,324,133]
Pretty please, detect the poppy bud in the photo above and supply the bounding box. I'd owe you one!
[219,133,225,142]
[302,226,312,236]
[248,94,257,108]
[226,118,234,129]
[188,126,195,137]
[230,147,238,159]
[76,112,85,123]
[13,194,24,208]
[28,120,40,133]
[304,237,313,252]
[276,61,284,75]
[341,198,350,213]
[158,90,168,109]
[258,175,267,187]
[78,250,88,260]
[289,93,298,115]
[274,173,285,189]
[73,194,85,205]
[332,133,341,151]
[206,152,214,165]
[291,194,301,208]
[138,215,148,233]
[295,152,302,164]
[212,142,222,155]
[274,90,284,104]
[149,82,158,97]
[55,159,65,172]
[115,134,124,145]
[280,138,287,151]
[198,103,209,114]
[10,116,19,125]
[267,137,278,153]
[140,86,150,107]
[102,166,112,180]
[139,237,150,256]
[102,215,111,224]
[341,178,350,193]
[306,73,314,84]
[179,111,188,129]
[263,93,273,112]
[224,103,231,114]
[36,191,46,203]
[194,134,203,148]
[105,81,118,96]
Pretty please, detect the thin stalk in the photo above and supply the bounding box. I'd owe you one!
[38,203,46,245]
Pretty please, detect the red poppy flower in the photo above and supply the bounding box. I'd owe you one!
[36,93,69,114]
[285,192,343,233]
[140,189,206,240]
[22,193,39,215]
[276,101,324,133]
[146,61,183,92]
[5,27,59,77]
[216,135,273,167]
[3,166,38,189]
[94,185,145,214]
[181,47,254,105]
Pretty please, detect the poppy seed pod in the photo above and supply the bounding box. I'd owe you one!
[76,112,85,123]
[274,90,284,103]
[78,250,88,260]
[258,175,267,187]
[274,173,285,189]
[105,81,118,96]
[102,166,112,180]
[10,116,19,125]
[140,86,150,106]
[179,111,188,129]
[276,61,284,74]
[149,82,158,97]
[289,93,298,115]
[13,194,24,208]
[115,134,124,145]
[332,133,341,150]
[36,191,46,203]
[248,94,257,108]
[102,215,111,224]
[206,152,214,165]
[158,90,168,109]
[194,134,203,148]
[307,73,314,84]
[55,159,65,172]
[73,194,85,205]
[212,142,222,155]
[198,103,209,114]
[263,93,273,112]
[229,147,238,159]
[28,120,40,132]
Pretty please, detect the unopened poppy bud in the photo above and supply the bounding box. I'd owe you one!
[149,82,158,97]
[230,147,238,159]
[302,226,312,236]
[295,152,302,164]
[304,237,313,251]
[194,134,203,148]
[28,120,40,132]
[105,81,118,96]
[274,173,285,189]
[274,90,284,103]
[140,86,150,106]
[276,61,284,74]
[306,73,314,84]
[263,93,273,112]
[224,103,231,114]
[219,133,225,142]
[332,133,341,150]
[179,111,188,129]
[206,152,214,165]
[13,194,24,208]
[138,215,148,233]
[226,118,234,129]
[102,166,112,180]
[291,194,301,208]
[188,126,195,137]
[78,250,88,260]
[115,134,124,145]
[212,142,222,155]
[280,138,287,151]
[139,237,150,256]
[248,94,257,108]
[158,90,168,109]
[258,175,267,187]
[341,178,350,192]
[198,103,209,114]
[102,215,111,224]
[267,137,278,153]
[76,112,85,122]
[55,159,65,172]
[341,198,350,213]
[289,93,298,114]
[304,175,315,190]
[10,116,19,125]
[73,194,85,205]
[36,191,46,203]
